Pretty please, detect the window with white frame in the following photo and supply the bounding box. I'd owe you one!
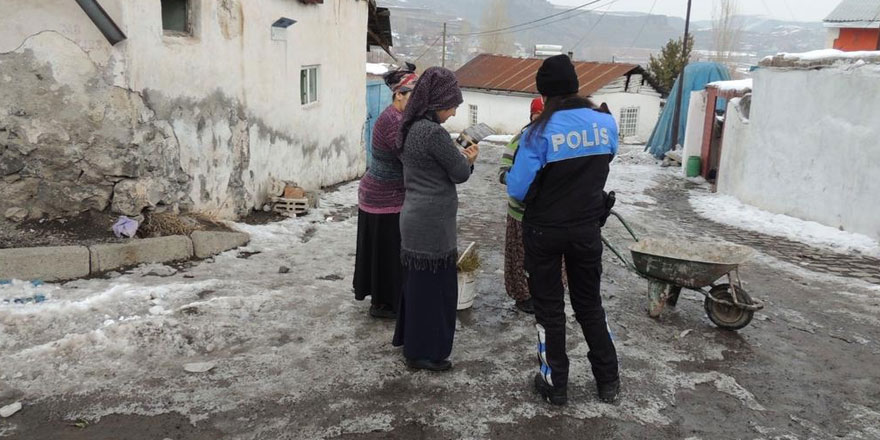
[469,104,478,126]
[619,106,639,137]
[301,66,319,105]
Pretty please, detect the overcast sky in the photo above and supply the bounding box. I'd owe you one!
[551,0,839,22]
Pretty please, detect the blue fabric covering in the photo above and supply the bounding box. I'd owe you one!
[645,62,731,159]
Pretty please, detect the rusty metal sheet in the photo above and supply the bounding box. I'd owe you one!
[455,54,639,97]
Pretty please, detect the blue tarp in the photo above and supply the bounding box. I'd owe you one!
[646,62,731,159]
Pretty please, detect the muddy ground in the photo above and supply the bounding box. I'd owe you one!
[1,145,878,439]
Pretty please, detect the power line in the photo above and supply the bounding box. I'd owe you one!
[414,35,443,62]
[780,0,798,21]
[628,0,659,49]
[457,0,615,39]
[571,0,620,52]
[451,0,606,36]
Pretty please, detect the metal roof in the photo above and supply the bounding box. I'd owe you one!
[455,54,646,97]
[824,0,880,23]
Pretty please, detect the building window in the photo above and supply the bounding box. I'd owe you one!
[301,66,319,105]
[161,0,191,34]
[469,104,478,126]
[619,106,639,137]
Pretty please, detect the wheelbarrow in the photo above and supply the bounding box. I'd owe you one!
[602,210,764,331]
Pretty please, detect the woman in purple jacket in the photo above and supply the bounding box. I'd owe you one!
[353,66,419,319]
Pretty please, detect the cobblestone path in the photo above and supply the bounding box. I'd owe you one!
[647,176,880,285]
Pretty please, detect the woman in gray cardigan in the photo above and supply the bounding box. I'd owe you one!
[392,67,479,372]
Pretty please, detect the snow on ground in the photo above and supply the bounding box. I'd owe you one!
[690,191,880,257]
[607,145,663,212]
[765,49,880,63]
[707,78,753,93]
[366,63,390,76]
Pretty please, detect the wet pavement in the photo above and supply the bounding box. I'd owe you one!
[2,144,879,439]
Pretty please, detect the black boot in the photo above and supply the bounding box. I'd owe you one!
[515,298,535,314]
[369,304,396,319]
[534,373,567,405]
[406,358,452,372]
[597,379,620,404]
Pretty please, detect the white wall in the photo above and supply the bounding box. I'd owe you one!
[681,90,708,174]
[717,64,880,240]
[826,27,840,49]
[594,92,661,144]
[447,88,662,144]
[0,0,368,218]
[446,91,534,134]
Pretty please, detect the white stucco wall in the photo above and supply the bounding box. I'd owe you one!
[447,89,661,144]
[681,90,708,174]
[717,64,880,240]
[0,0,368,218]
[594,92,661,144]
[445,91,534,134]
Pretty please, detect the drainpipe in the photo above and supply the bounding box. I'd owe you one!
[73,0,126,45]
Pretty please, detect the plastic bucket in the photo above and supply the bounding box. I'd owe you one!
[686,156,702,178]
[457,271,477,310]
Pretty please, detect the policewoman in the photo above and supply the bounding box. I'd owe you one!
[506,55,620,405]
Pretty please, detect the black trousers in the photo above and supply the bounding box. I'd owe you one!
[523,222,619,388]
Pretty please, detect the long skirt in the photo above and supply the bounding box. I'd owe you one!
[505,215,567,302]
[504,215,531,301]
[392,264,458,361]
[353,209,403,311]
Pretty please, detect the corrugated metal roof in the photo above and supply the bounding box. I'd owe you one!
[455,54,642,97]
[824,0,880,23]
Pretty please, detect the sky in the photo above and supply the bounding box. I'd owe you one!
[551,0,840,22]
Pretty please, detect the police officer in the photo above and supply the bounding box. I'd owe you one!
[506,55,620,405]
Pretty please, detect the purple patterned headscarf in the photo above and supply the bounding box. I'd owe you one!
[398,67,463,150]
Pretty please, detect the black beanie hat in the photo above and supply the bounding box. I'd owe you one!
[536,54,579,97]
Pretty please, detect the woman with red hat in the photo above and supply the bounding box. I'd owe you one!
[498,97,545,313]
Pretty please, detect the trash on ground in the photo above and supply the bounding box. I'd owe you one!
[0,401,22,418]
[112,215,140,238]
[184,362,216,373]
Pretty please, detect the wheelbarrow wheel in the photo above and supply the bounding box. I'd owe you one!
[704,284,754,331]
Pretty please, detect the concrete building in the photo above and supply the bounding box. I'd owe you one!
[0,0,390,220]
[824,0,880,51]
[446,54,663,144]
[713,51,880,240]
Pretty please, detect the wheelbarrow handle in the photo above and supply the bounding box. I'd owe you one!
[602,235,638,273]
[601,209,640,273]
[608,209,640,242]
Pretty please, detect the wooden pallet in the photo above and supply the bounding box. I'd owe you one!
[272,197,309,217]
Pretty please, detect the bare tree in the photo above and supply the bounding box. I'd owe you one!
[712,0,744,69]
[480,0,514,55]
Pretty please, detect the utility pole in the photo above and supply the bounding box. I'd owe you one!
[670,0,693,152]
[442,22,447,68]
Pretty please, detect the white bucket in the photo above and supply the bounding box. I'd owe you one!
[457,270,477,310]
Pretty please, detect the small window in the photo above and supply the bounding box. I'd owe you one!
[162,0,191,34]
[469,104,478,126]
[619,106,639,138]
[301,66,319,105]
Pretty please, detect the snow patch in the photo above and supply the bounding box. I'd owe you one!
[366,63,390,76]
[707,78,753,93]
[690,191,880,257]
